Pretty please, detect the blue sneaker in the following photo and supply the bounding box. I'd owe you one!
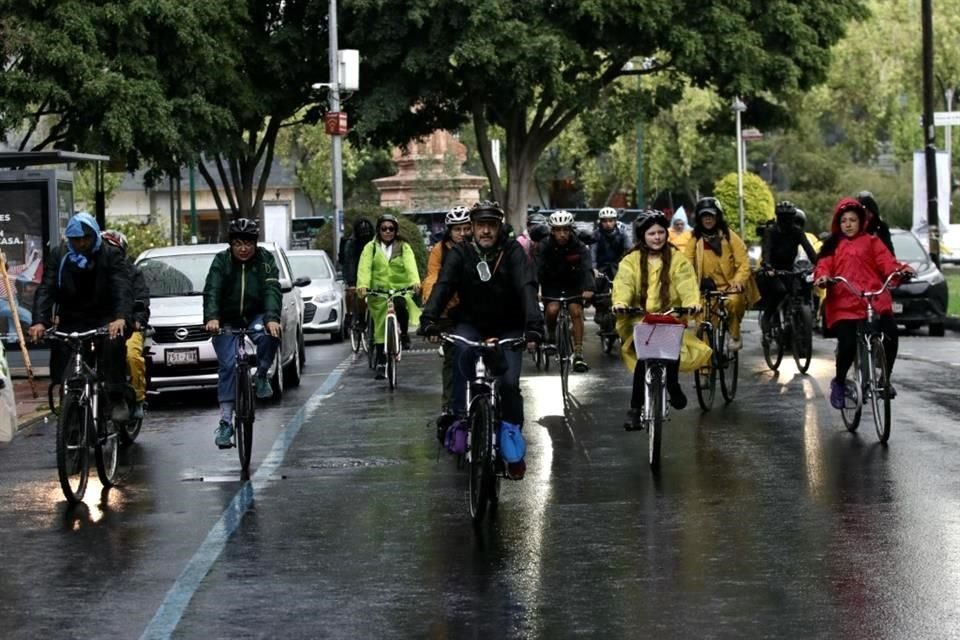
[132,402,145,420]
[830,378,845,410]
[215,420,234,449]
[255,375,273,399]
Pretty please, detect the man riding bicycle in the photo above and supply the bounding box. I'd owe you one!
[203,218,282,449]
[420,201,543,479]
[538,210,595,372]
[592,206,627,336]
[341,217,376,330]
[758,200,818,333]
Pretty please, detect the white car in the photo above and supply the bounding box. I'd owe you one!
[286,249,345,341]
[136,243,309,397]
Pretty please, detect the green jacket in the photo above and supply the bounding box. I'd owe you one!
[357,240,421,343]
[203,247,282,325]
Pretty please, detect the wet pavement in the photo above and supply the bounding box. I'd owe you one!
[1,321,959,639]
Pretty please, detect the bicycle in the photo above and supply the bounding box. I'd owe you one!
[213,326,261,476]
[366,287,416,390]
[348,291,370,356]
[693,289,739,410]
[592,272,619,354]
[541,295,581,398]
[440,333,526,525]
[615,306,693,471]
[45,327,122,503]
[826,271,906,443]
[760,268,814,373]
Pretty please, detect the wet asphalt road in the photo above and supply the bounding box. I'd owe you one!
[1,320,959,639]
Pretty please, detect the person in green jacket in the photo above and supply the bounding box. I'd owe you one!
[357,213,422,379]
[203,218,282,449]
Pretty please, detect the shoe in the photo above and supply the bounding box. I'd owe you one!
[829,378,845,410]
[727,336,742,352]
[885,383,897,399]
[623,408,644,431]
[215,420,234,449]
[543,343,558,356]
[255,375,273,399]
[573,354,589,373]
[375,364,386,380]
[435,413,455,445]
[132,402,145,420]
[506,459,526,480]
[110,399,130,424]
[401,333,411,350]
[667,384,687,410]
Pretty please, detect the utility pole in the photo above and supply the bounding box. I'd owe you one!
[732,97,747,238]
[328,0,344,267]
[922,0,941,266]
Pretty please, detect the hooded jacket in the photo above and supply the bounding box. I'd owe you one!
[342,218,375,286]
[203,247,283,325]
[668,209,693,250]
[813,198,906,327]
[593,225,627,273]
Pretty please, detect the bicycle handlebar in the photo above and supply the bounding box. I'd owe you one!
[541,295,584,304]
[612,306,696,316]
[212,324,265,336]
[826,270,907,299]
[44,327,110,341]
[366,286,416,299]
[440,333,527,351]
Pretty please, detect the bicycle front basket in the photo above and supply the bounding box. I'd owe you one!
[633,322,685,361]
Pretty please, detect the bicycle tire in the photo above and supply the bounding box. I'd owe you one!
[720,342,739,403]
[236,366,255,474]
[365,314,376,369]
[648,367,664,471]
[694,324,716,411]
[468,395,496,524]
[350,322,361,353]
[841,342,863,432]
[791,304,814,374]
[762,310,784,372]
[870,337,891,443]
[94,395,120,487]
[57,393,89,503]
[558,318,570,397]
[531,348,542,371]
[385,315,399,390]
[603,334,618,355]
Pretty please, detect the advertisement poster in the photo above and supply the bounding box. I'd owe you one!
[0,184,46,333]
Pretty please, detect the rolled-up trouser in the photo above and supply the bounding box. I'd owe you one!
[450,323,524,425]
[212,315,280,403]
[126,330,146,403]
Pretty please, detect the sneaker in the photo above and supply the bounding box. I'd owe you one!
[375,364,386,380]
[132,402,145,420]
[435,413,455,445]
[506,459,526,480]
[573,354,589,373]
[623,408,644,431]
[829,378,845,410]
[543,343,558,356]
[215,420,234,449]
[110,398,130,424]
[727,336,742,352]
[886,383,897,399]
[255,375,273,399]
[400,333,411,350]
[667,384,687,410]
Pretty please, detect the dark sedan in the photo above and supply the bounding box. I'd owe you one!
[890,229,948,336]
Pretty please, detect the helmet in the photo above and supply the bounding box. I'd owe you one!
[775,200,797,218]
[376,213,399,230]
[598,206,618,220]
[469,200,505,223]
[856,190,879,218]
[445,205,470,226]
[548,210,575,228]
[794,208,807,228]
[694,197,723,219]
[100,229,128,254]
[228,217,259,241]
[634,209,670,240]
[527,213,547,227]
[353,217,375,241]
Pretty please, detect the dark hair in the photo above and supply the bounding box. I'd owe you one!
[626,242,673,311]
[818,204,865,259]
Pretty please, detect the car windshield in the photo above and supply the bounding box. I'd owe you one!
[891,233,928,262]
[139,254,216,296]
[288,254,332,281]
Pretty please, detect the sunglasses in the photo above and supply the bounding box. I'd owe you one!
[379,226,397,233]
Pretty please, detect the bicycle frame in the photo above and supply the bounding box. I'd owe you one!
[367,287,415,389]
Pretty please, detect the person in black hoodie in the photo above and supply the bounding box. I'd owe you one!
[341,217,375,329]
[420,201,543,479]
[856,190,896,257]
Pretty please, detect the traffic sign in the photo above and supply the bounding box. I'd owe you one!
[741,128,764,141]
[934,111,960,126]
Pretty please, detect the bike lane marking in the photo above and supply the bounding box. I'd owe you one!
[140,353,354,640]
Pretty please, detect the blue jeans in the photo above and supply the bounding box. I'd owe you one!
[0,298,31,340]
[212,315,280,403]
[450,323,524,425]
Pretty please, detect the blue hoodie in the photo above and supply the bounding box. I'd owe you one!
[63,212,102,271]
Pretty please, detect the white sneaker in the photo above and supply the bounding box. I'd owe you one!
[727,336,742,352]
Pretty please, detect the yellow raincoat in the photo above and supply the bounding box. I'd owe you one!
[683,230,760,340]
[613,248,711,373]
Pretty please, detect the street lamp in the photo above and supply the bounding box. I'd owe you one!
[732,96,747,237]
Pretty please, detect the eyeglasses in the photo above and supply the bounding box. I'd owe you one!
[379,226,397,233]
[230,239,256,248]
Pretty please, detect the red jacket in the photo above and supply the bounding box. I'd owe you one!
[814,199,905,327]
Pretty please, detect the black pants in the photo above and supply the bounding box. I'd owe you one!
[630,360,680,409]
[833,315,899,381]
[393,297,409,337]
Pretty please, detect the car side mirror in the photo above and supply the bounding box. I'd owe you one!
[280,278,294,293]
[293,276,312,288]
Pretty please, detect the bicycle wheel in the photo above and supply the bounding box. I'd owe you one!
[350,319,362,353]
[385,315,399,390]
[694,324,716,411]
[791,304,814,374]
[648,367,664,471]
[365,314,376,369]
[603,334,618,354]
[94,396,120,487]
[531,347,542,371]
[762,310,784,372]
[841,343,863,432]
[719,321,739,402]
[57,393,89,503]
[468,395,496,524]
[235,367,255,474]
[869,337,892,443]
[558,318,571,397]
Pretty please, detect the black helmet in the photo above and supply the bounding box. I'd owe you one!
[794,208,807,228]
[229,217,259,241]
[775,200,797,218]
[856,190,879,218]
[633,209,670,242]
[354,217,375,240]
[694,196,723,220]
[470,200,505,223]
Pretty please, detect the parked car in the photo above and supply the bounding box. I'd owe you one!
[890,229,948,336]
[286,249,345,341]
[136,243,309,397]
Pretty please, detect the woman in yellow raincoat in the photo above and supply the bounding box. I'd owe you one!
[684,197,760,351]
[613,211,711,429]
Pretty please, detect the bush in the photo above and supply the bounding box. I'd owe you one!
[713,172,776,243]
[315,206,429,278]
[108,220,171,262]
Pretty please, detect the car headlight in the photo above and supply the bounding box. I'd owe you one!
[314,290,340,304]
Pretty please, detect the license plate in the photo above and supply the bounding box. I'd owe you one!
[165,348,199,366]
[892,302,904,314]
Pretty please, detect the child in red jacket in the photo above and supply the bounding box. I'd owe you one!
[814,198,914,409]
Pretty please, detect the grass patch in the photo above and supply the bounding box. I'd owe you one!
[947,270,960,316]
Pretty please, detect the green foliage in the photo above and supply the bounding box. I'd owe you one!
[714,172,775,243]
[73,167,123,212]
[107,220,171,263]
[314,206,428,278]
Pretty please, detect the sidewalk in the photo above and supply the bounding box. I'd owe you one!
[11,368,51,431]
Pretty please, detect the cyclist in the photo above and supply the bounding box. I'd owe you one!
[612,210,708,430]
[758,200,818,334]
[684,197,758,352]
[341,217,376,330]
[422,205,472,429]
[101,230,151,420]
[537,210,595,372]
[356,213,421,380]
[814,198,914,409]
[420,201,543,479]
[668,208,693,251]
[203,218,282,449]
[856,190,896,256]
[28,212,133,424]
[593,206,627,336]
[517,211,549,263]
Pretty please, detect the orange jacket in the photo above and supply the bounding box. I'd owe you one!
[422,240,458,316]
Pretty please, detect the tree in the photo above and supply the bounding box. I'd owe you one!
[72,166,123,212]
[714,172,775,243]
[344,0,867,229]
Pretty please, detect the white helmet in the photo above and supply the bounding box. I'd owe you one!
[549,210,575,228]
[598,206,618,220]
[445,205,470,226]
